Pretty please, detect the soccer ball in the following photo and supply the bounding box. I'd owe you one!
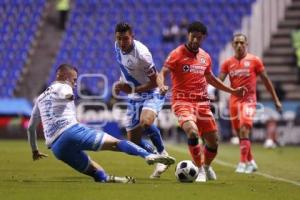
[175,160,199,182]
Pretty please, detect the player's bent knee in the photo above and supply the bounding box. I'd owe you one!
[203,131,219,148]
[139,118,153,129]
[182,121,198,136]
[240,125,251,138]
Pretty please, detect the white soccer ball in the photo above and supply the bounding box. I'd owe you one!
[175,160,199,182]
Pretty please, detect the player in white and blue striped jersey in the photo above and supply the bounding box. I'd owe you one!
[113,23,172,178]
[27,64,175,183]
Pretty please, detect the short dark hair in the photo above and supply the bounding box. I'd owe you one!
[187,21,207,35]
[233,33,247,41]
[56,64,78,74]
[115,22,133,34]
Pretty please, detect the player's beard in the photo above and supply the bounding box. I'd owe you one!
[189,42,199,52]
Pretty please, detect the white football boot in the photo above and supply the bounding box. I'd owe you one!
[245,160,258,174]
[106,175,136,183]
[150,150,171,179]
[235,162,246,173]
[195,166,207,182]
[204,165,217,180]
[145,153,175,166]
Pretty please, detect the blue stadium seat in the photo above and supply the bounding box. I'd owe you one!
[0,0,46,97]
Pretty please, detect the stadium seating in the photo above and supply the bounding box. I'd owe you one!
[0,0,46,97]
[50,0,256,101]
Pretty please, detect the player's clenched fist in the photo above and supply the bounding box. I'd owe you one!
[232,86,248,97]
[113,81,133,95]
[159,85,169,95]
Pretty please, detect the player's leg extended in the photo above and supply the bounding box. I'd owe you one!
[173,102,202,167]
[50,126,112,183]
[140,109,165,153]
[238,103,257,173]
[202,131,218,166]
[197,106,218,180]
[181,120,202,167]
[140,106,171,178]
[128,126,156,153]
[126,99,156,153]
[141,93,166,153]
[181,120,207,182]
[101,133,175,166]
[202,131,218,180]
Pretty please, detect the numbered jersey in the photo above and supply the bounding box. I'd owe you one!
[31,82,78,146]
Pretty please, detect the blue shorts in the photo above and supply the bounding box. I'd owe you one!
[51,124,105,173]
[126,93,165,131]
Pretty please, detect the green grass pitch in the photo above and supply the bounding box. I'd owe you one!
[0,140,299,200]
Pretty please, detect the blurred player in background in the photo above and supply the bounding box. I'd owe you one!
[113,22,172,179]
[27,64,175,183]
[219,33,282,173]
[157,21,247,182]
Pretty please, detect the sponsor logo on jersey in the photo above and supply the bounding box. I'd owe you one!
[182,64,206,74]
[229,68,250,77]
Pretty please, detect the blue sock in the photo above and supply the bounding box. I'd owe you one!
[94,170,107,182]
[145,125,165,153]
[140,139,156,154]
[117,140,150,158]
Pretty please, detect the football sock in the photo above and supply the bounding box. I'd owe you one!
[144,125,164,153]
[240,138,250,163]
[117,140,150,158]
[94,170,107,182]
[139,139,156,154]
[187,137,202,167]
[247,144,254,162]
[204,144,218,166]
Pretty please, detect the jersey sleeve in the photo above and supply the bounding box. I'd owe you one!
[114,42,122,64]
[140,49,156,77]
[204,54,213,75]
[220,59,229,74]
[58,84,74,99]
[164,50,177,71]
[255,57,265,74]
[30,103,41,121]
[27,104,41,151]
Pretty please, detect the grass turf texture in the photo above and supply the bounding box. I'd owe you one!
[0,140,299,200]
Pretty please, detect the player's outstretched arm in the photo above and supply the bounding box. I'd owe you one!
[27,105,48,161]
[205,73,247,97]
[156,66,170,95]
[218,72,228,82]
[259,71,282,112]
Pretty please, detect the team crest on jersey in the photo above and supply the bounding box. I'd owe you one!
[200,57,206,65]
[127,59,133,66]
[183,65,190,72]
[244,61,250,67]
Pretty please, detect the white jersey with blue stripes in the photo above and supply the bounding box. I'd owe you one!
[115,40,159,99]
[30,82,78,147]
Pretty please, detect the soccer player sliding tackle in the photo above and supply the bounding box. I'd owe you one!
[27,64,175,183]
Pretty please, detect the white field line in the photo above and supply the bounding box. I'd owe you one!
[167,145,300,187]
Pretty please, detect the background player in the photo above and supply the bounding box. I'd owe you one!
[157,21,247,182]
[219,33,282,173]
[27,64,175,183]
[113,23,172,178]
